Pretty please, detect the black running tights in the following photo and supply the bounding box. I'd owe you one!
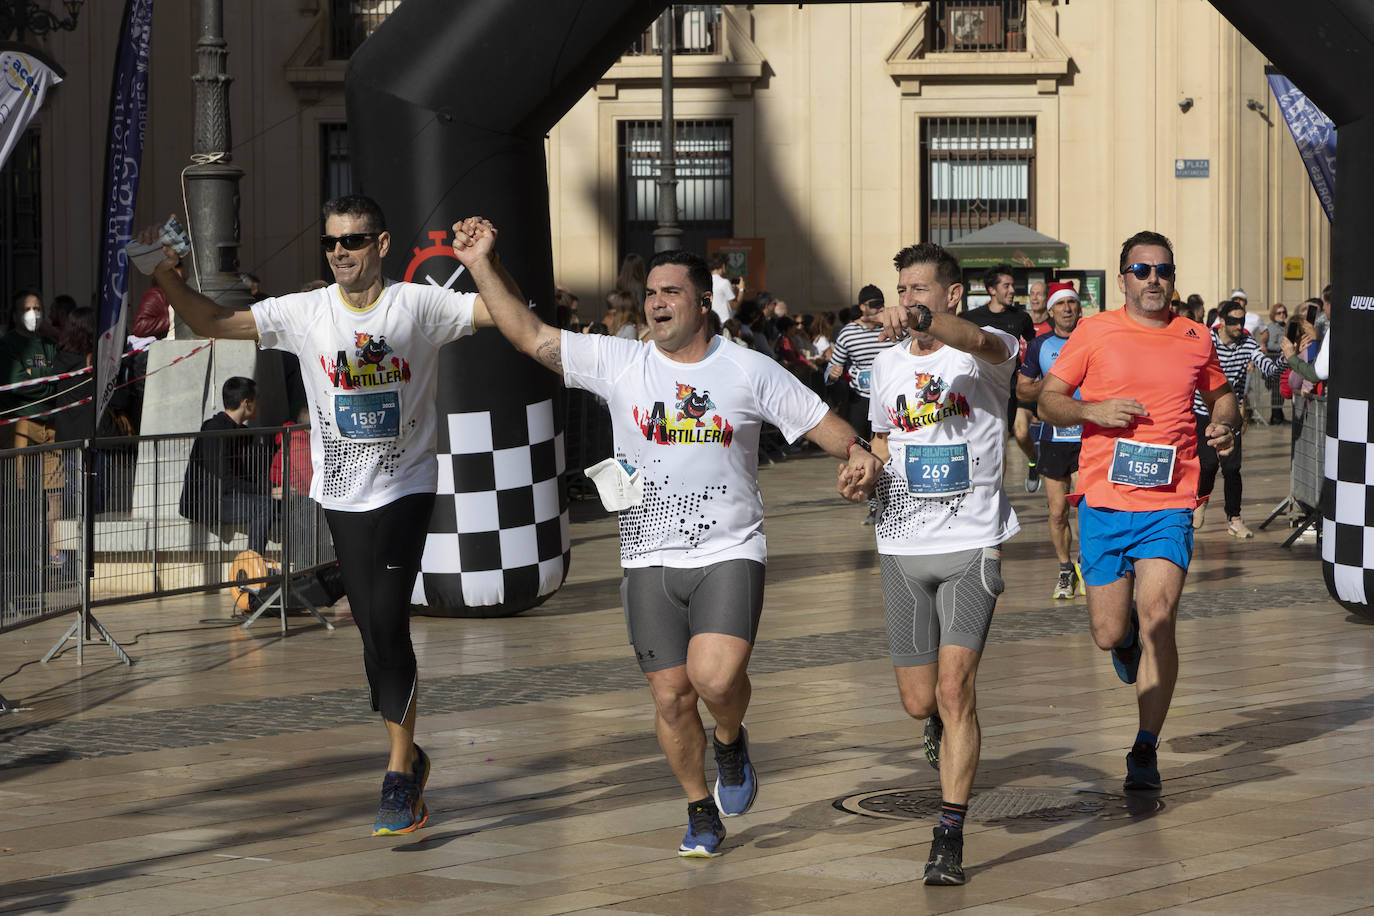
[324,492,434,724]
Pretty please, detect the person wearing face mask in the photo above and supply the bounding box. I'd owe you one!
[0,290,64,565]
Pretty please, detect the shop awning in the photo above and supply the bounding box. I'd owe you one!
[945,220,1069,268]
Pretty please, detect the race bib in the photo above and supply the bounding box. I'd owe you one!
[904,443,972,497]
[333,390,401,442]
[1108,438,1176,488]
[855,367,872,395]
[1052,424,1083,443]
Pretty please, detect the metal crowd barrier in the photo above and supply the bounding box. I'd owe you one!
[0,424,337,685]
[1260,394,1325,546]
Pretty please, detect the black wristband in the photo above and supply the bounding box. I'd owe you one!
[847,436,872,457]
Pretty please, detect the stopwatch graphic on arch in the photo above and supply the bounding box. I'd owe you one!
[404,229,468,290]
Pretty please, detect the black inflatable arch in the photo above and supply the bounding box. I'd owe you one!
[346,0,667,617]
[1210,0,1374,615]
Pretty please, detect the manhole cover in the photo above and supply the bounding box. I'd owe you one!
[834,786,1162,824]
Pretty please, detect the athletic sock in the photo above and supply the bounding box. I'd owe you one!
[1059,561,1074,572]
[1135,730,1158,749]
[938,801,968,832]
[712,729,741,751]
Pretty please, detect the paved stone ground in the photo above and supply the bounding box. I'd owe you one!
[1,422,1371,915]
[0,579,1320,767]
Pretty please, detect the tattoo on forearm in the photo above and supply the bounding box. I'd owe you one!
[535,337,561,372]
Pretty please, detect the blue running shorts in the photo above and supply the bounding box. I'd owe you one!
[1077,504,1194,587]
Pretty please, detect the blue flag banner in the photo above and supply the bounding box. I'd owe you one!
[1267,73,1336,222]
[94,0,154,429]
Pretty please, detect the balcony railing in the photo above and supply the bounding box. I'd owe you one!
[329,0,401,60]
[625,4,722,56]
[930,1,1026,53]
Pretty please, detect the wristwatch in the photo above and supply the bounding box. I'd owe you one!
[911,303,933,332]
[846,436,872,457]
[1223,422,1242,439]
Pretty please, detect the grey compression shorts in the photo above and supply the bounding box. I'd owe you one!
[620,559,766,673]
[880,547,1004,667]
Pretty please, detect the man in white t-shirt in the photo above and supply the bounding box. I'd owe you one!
[455,222,883,859]
[709,252,736,326]
[144,195,524,838]
[839,241,1020,888]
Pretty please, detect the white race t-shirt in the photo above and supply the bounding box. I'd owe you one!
[869,329,1021,555]
[253,280,475,511]
[711,274,736,325]
[562,332,829,567]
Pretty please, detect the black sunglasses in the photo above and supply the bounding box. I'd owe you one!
[1122,262,1176,281]
[321,232,380,253]
[1222,315,1245,326]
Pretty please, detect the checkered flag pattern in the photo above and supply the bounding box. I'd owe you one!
[1321,396,1374,607]
[413,398,570,612]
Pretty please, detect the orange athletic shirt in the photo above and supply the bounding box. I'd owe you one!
[1048,307,1227,511]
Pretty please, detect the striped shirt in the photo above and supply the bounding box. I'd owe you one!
[1192,330,1282,416]
[827,321,895,396]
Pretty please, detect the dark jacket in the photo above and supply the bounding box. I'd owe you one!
[178,413,267,523]
[50,350,96,443]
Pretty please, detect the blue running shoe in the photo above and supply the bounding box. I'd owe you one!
[1111,608,1141,685]
[678,799,726,857]
[373,769,428,836]
[1124,740,1161,791]
[712,725,758,816]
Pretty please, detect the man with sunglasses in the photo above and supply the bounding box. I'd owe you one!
[143,194,528,838]
[1191,299,1283,537]
[1037,231,1239,793]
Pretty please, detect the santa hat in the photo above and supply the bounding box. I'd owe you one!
[1046,281,1079,309]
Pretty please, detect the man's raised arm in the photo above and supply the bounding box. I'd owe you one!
[139,224,258,340]
[452,217,564,376]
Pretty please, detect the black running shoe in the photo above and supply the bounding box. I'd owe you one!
[1111,608,1141,685]
[1124,740,1161,791]
[923,825,965,885]
[923,714,943,771]
[1024,461,1042,494]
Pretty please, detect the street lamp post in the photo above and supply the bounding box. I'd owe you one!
[653,5,681,253]
[178,0,251,336]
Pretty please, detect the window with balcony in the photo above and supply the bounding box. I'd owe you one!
[625,5,722,57]
[930,1,1026,53]
[618,119,732,263]
[0,129,42,310]
[329,0,401,59]
[921,116,1035,245]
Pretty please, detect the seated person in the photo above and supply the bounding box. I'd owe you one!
[179,376,274,555]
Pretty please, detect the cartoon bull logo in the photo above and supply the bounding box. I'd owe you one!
[914,372,947,407]
[355,332,392,366]
[675,382,715,423]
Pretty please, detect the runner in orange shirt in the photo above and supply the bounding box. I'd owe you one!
[1038,230,1239,793]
